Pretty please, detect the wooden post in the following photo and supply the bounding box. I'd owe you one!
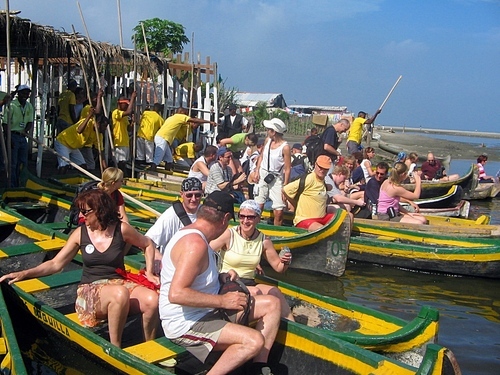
[5,0,12,187]
[36,46,49,178]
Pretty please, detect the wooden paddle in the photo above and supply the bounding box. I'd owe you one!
[27,135,162,218]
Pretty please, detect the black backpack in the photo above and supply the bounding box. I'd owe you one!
[68,180,99,227]
[304,135,323,166]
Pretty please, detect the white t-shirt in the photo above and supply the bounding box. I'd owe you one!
[146,204,198,254]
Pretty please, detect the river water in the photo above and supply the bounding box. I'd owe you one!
[10,133,500,374]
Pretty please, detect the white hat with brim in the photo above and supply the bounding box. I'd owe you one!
[263,118,287,134]
[16,84,31,91]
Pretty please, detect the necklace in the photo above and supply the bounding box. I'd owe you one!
[238,226,257,241]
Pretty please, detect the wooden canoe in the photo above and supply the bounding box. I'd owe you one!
[0,283,29,375]
[0,188,351,278]
[469,181,500,200]
[377,140,451,168]
[0,207,461,374]
[402,199,470,218]
[21,171,500,239]
[402,165,479,199]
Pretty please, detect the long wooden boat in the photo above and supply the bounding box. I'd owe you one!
[377,140,452,167]
[22,171,500,239]
[0,207,461,374]
[18,173,500,278]
[469,181,500,200]
[402,165,479,199]
[349,221,500,278]
[0,281,29,375]
[402,199,470,218]
[0,188,351,278]
[413,186,463,209]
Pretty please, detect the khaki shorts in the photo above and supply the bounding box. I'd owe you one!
[170,309,229,363]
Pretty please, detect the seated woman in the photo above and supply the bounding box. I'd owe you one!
[98,167,129,223]
[377,162,427,224]
[210,199,294,320]
[477,154,495,182]
[0,189,159,348]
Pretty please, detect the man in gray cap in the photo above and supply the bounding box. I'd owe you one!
[2,84,34,187]
[146,177,204,258]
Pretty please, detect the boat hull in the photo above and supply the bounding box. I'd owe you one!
[349,235,500,278]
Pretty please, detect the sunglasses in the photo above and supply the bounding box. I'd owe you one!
[375,172,386,176]
[184,192,203,199]
[80,208,93,216]
[238,214,257,220]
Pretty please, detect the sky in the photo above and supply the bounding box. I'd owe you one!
[8,0,500,132]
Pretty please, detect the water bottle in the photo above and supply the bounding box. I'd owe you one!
[371,201,378,219]
[279,246,291,265]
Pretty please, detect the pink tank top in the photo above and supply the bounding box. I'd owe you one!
[377,189,400,214]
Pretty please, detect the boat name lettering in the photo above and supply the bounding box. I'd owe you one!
[34,306,71,337]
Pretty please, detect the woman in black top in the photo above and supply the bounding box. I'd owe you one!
[0,189,158,348]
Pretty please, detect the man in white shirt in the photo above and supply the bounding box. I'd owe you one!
[146,177,203,258]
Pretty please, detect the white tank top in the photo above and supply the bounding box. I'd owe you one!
[259,140,287,177]
[361,159,372,183]
[188,155,209,182]
[159,228,220,338]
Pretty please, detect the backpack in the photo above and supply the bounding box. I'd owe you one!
[68,180,99,227]
[290,154,307,181]
[304,135,323,166]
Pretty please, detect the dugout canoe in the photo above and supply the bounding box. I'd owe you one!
[402,165,478,199]
[0,208,461,374]
[377,140,452,168]
[0,187,351,278]
[0,279,29,375]
[469,181,500,200]
[349,224,500,278]
[402,199,470,218]
[20,171,500,239]
[19,171,500,239]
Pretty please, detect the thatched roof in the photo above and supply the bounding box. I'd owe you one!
[0,14,165,76]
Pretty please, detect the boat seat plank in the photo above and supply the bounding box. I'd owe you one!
[0,337,5,355]
[16,269,82,293]
[376,236,397,242]
[124,337,185,363]
[64,311,185,363]
[0,239,65,258]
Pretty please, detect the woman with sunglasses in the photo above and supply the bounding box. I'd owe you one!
[210,200,294,320]
[0,189,159,348]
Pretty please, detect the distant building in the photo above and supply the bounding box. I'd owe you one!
[234,92,287,113]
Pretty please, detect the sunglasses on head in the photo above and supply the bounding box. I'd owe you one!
[238,214,257,220]
[184,192,203,199]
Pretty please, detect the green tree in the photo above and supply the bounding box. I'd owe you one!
[132,18,189,55]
